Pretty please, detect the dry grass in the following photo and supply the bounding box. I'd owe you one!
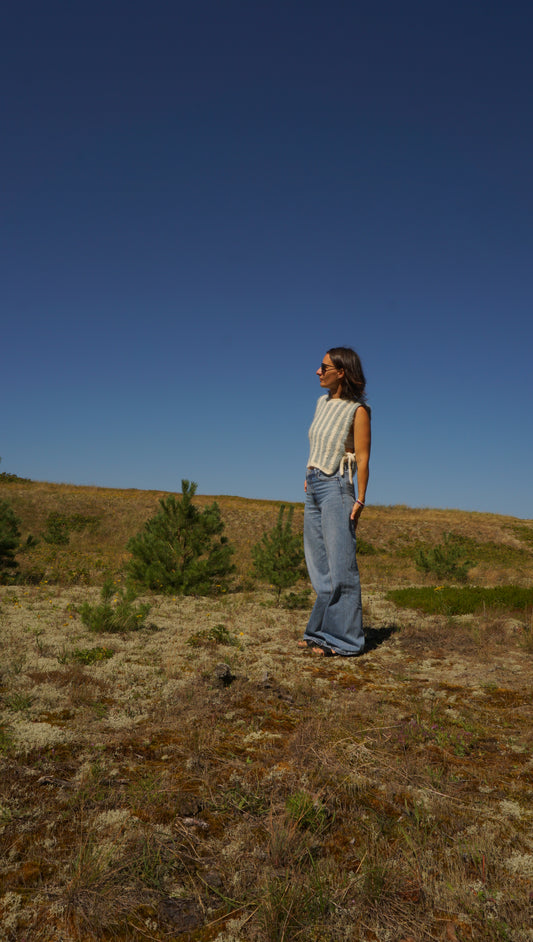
[0,480,532,941]
[4,479,533,589]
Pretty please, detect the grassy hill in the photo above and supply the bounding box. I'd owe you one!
[1,479,532,941]
[3,477,533,588]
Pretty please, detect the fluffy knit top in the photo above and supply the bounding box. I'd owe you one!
[307,395,365,474]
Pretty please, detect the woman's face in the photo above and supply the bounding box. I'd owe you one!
[317,354,343,395]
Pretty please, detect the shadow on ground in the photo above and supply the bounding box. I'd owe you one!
[364,623,399,652]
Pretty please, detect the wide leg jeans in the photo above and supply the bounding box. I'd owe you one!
[303,468,365,655]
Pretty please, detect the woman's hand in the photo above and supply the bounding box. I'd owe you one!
[350,501,364,527]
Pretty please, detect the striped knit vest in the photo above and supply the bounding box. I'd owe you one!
[307,395,363,474]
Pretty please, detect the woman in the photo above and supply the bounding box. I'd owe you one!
[299,346,371,657]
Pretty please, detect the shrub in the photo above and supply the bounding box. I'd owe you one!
[357,537,378,555]
[0,471,32,484]
[126,480,234,595]
[284,587,312,610]
[71,646,115,664]
[79,578,151,632]
[414,533,471,583]
[43,512,71,545]
[186,623,239,648]
[0,500,22,583]
[43,511,100,545]
[252,504,306,603]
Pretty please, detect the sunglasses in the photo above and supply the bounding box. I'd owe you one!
[319,362,338,374]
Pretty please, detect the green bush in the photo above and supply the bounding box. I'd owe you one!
[0,471,32,484]
[414,533,471,583]
[186,623,239,648]
[127,480,235,595]
[43,512,70,545]
[80,578,151,632]
[0,500,21,583]
[43,511,100,545]
[252,504,306,603]
[70,646,115,664]
[284,588,312,610]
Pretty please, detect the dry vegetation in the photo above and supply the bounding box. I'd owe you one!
[1,479,532,942]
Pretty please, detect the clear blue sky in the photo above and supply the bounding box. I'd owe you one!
[2,1,532,519]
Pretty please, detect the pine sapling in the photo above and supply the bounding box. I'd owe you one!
[127,479,235,595]
[252,504,306,603]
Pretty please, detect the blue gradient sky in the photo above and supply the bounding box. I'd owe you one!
[2,2,532,518]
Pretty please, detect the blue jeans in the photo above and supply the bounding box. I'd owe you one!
[303,468,365,655]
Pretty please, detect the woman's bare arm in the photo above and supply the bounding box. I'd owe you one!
[350,406,371,525]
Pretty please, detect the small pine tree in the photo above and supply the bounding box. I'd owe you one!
[252,504,306,603]
[127,479,235,595]
[80,577,151,632]
[415,534,470,583]
[0,499,22,583]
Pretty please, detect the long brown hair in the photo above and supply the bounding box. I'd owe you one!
[327,346,367,401]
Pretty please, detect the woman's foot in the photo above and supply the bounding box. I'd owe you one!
[311,645,338,657]
[297,639,312,649]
